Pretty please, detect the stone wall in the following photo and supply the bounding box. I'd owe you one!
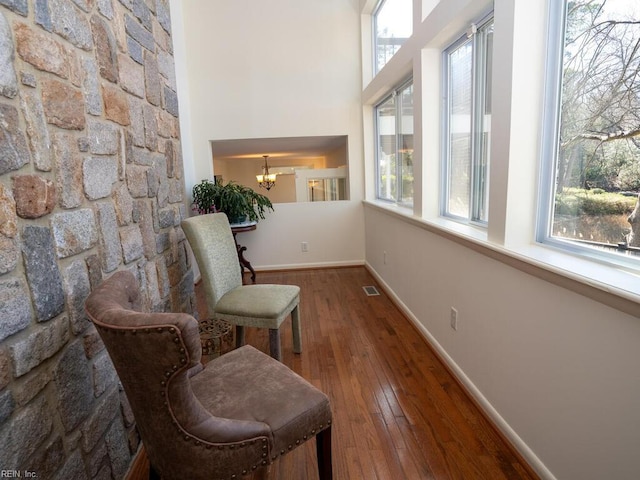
[0,0,194,478]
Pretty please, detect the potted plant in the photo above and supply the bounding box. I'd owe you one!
[191,178,273,224]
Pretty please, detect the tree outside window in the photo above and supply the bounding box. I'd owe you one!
[374,0,413,73]
[548,0,640,255]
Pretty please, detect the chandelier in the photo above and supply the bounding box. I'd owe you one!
[256,155,276,190]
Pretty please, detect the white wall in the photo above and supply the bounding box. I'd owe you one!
[365,206,640,480]
[172,0,365,269]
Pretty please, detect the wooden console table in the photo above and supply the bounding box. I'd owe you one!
[230,222,257,284]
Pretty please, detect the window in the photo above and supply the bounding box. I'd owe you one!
[375,80,414,205]
[373,0,413,73]
[442,17,493,224]
[540,0,640,263]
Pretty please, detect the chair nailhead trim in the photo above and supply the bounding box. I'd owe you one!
[268,421,333,460]
[112,323,281,479]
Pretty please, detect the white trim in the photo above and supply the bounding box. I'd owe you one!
[253,260,366,272]
[365,200,640,317]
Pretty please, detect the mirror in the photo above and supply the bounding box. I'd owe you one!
[211,136,349,203]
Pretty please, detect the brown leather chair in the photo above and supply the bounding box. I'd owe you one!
[85,270,332,480]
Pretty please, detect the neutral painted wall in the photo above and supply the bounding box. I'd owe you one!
[365,206,640,480]
[172,0,365,269]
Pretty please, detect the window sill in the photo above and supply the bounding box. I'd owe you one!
[364,200,640,318]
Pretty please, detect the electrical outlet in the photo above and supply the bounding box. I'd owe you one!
[301,241,308,252]
[383,251,387,264]
[450,307,458,331]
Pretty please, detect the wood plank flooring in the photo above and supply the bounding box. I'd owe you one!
[127,267,538,480]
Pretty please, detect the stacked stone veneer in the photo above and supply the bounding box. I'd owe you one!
[0,0,194,478]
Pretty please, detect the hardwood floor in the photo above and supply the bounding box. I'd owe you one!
[127,267,538,480]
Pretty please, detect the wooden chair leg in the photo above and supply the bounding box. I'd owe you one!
[149,465,160,480]
[268,328,282,361]
[316,426,332,480]
[236,325,245,348]
[291,306,302,354]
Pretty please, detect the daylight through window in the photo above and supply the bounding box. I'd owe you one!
[373,0,413,73]
[375,80,414,205]
[443,17,493,223]
[541,0,640,262]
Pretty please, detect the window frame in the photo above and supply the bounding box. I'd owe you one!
[374,77,414,206]
[441,13,494,226]
[372,0,385,75]
[537,0,640,270]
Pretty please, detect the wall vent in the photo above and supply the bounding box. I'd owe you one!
[362,286,380,296]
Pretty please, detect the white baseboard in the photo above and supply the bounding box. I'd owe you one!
[253,260,365,272]
[192,261,365,285]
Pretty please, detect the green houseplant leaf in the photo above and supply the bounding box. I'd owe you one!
[192,179,274,223]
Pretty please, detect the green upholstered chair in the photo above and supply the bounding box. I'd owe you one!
[84,270,332,480]
[181,213,301,361]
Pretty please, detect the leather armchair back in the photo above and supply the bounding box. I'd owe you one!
[85,271,271,479]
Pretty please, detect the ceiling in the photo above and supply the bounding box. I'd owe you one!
[210,135,348,161]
